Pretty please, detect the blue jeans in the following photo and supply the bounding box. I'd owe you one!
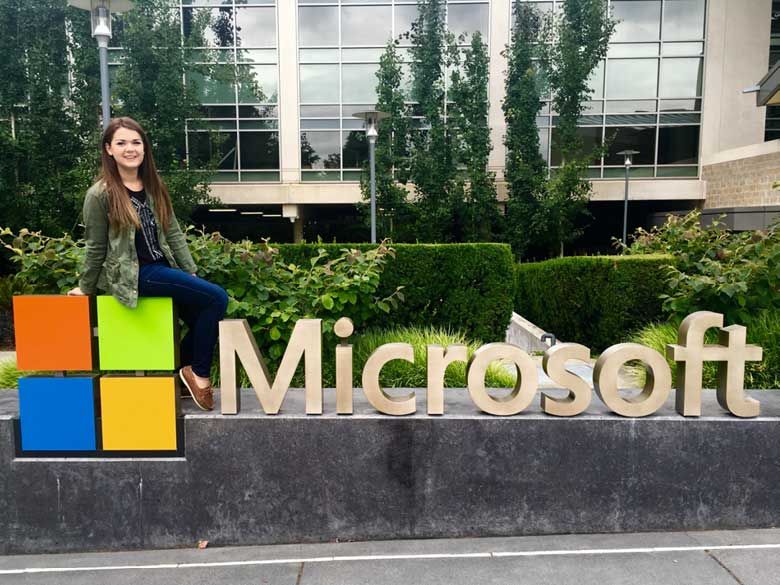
[138,262,228,378]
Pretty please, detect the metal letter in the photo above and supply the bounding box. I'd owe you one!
[467,343,537,416]
[362,343,416,415]
[219,319,322,415]
[667,312,762,417]
[541,343,592,416]
[426,344,468,415]
[594,343,671,417]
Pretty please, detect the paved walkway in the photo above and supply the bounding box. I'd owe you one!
[0,528,778,584]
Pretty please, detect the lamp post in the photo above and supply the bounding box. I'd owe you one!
[68,1,135,130]
[617,149,639,247]
[353,110,389,244]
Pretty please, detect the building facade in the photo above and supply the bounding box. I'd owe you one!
[144,0,772,242]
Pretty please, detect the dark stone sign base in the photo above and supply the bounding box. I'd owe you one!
[0,388,779,555]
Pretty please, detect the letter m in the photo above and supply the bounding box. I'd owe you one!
[219,319,322,415]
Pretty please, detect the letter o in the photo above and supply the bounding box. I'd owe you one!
[593,343,672,417]
[467,343,538,416]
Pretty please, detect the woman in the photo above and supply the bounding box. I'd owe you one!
[69,117,227,411]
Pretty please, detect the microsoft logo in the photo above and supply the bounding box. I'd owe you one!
[13,296,181,454]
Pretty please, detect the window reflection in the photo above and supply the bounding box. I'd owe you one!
[611,1,661,42]
[658,126,699,164]
[184,7,235,48]
[299,6,339,46]
[606,59,658,98]
[448,3,489,40]
[342,6,392,46]
[343,131,368,168]
[235,7,275,47]
[342,64,379,103]
[551,127,602,166]
[188,131,237,169]
[659,58,702,98]
[189,68,235,104]
[300,64,340,103]
[394,5,419,41]
[604,127,656,165]
[588,61,605,99]
[663,0,705,40]
[239,132,279,169]
[301,131,341,169]
[238,65,278,103]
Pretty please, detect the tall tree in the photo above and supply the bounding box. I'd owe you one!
[502,2,547,256]
[538,0,615,255]
[364,39,416,241]
[448,32,500,242]
[113,0,216,221]
[408,0,458,242]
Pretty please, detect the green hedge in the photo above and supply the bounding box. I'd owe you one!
[514,254,674,351]
[279,243,515,342]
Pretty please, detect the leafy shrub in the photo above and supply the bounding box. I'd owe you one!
[0,360,22,389]
[624,211,780,323]
[631,311,780,390]
[515,254,674,351]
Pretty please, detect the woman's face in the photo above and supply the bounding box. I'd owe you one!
[106,127,145,174]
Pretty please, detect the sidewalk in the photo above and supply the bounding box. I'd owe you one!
[0,528,777,584]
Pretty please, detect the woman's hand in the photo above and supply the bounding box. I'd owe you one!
[67,287,86,296]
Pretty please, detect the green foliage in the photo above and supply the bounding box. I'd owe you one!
[624,211,780,324]
[448,32,502,242]
[503,2,547,256]
[364,40,417,242]
[515,254,674,351]
[0,360,22,390]
[112,0,217,221]
[533,0,615,255]
[0,228,84,294]
[632,311,780,390]
[407,0,460,241]
[352,326,516,388]
[279,242,515,342]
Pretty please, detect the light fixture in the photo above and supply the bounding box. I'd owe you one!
[617,149,640,247]
[208,208,237,213]
[353,110,389,244]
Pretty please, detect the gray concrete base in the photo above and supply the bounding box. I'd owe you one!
[0,388,779,554]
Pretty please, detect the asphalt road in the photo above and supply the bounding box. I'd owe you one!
[1,528,779,585]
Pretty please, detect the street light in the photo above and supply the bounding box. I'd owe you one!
[352,110,389,244]
[617,149,639,247]
[68,1,135,130]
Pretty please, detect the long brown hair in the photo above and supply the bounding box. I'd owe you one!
[99,117,172,231]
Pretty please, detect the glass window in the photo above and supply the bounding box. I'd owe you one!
[657,125,699,164]
[300,105,340,117]
[235,7,276,48]
[606,100,657,113]
[301,119,340,130]
[239,105,278,118]
[189,68,235,104]
[239,132,279,169]
[300,49,339,63]
[662,0,705,40]
[394,4,419,40]
[660,98,701,111]
[198,105,236,118]
[237,64,278,103]
[184,7,236,48]
[301,131,341,169]
[588,60,605,99]
[659,58,702,98]
[604,126,656,165]
[448,3,489,40]
[342,6,392,46]
[606,59,658,98]
[611,1,661,42]
[300,64,339,103]
[539,128,549,162]
[550,127,603,166]
[342,48,385,62]
[298,6,338,46]
[342,64,379,103]
[661,42,703,56]
[188,131,237,170]
[608,43,659,58]
[342,131,368,168]
[237,49,277,64]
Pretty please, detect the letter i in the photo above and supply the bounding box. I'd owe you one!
[334,317,354,414]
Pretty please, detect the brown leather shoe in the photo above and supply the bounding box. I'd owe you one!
[179,365,214,411]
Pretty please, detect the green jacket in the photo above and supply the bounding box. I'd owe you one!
[78,181,197,308]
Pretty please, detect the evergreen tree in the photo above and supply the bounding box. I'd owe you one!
[538,0,615,255]
[448,32,500,242]
[113,0,216,221]
[364,40,415,241]
[502,2,547,256]
[408,0,458,242]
